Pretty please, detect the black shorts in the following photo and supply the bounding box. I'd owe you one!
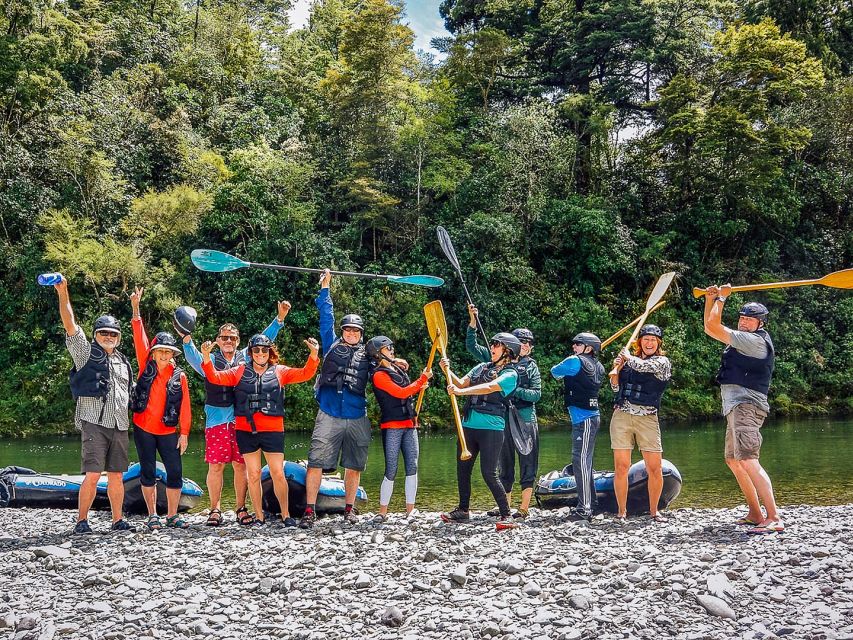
[81,421,129,473]
[235,430,285,455]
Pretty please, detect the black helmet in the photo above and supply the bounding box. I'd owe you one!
[638,324,663,339]
[739,302,769,321]
[340,314,364,331]
[172,306,197,339]
[490,332,522,359]
[248,334,273,349]
[366,335,393,360]
[572,332,602,355]
[150,332,181,354]
[512,328,535,345]
[93,315,121,334]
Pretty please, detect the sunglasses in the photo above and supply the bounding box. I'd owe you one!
[518,338,532,345]
[96,331,119,337]
[218,335,239,342]
[489,341,504,348]
[251,346,270,354]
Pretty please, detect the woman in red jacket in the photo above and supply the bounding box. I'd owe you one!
[130,287,192,530]
[201,334,320,526]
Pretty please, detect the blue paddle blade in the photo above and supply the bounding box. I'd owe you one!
[190,249,250,273]
[387,275,444,287]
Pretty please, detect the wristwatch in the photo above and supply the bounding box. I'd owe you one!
[715,296,727,303]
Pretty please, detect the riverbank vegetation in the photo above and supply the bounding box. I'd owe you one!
[1,0,850,436]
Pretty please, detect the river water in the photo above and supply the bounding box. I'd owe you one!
[2,418,851,512]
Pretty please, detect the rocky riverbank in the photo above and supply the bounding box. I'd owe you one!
[0,505,851,640]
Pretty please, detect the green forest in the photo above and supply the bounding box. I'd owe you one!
[1,0,850,436]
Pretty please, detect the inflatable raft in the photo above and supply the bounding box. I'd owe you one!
[0,463,203,514]
[535,459,682,515]
[261,461,368,516]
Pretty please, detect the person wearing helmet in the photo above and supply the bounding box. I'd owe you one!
[52,276,135,534]
[200,333,320,526]
[609,324,673,522]
[440,332,520,530]
[465,306,542,519]
[301,269,379,528]
[367,336,433,522]
[551,332,605,522]
[129,287,192,530]
[180,300,291,527]
[704,285,782,534]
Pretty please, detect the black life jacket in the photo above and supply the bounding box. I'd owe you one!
[716,329,775,395]
[204,351,239,408]
[563,354,604,410]
[234,366,285,433]
[317,340,369,397]
[615,358,670,409]
[463,362,514,420]
[371,364,416,423]
[69,342,134,421]
[507,357,537,410]
[130,361,184,427]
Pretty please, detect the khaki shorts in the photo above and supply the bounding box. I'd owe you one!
[81,421,129,473]
[610,409,662,452]
[724,403,767,460]
[307,410,372,472]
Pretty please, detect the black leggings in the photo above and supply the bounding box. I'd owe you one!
[133,428,183,489]
[499,419,539,492]
[456,427,509,516]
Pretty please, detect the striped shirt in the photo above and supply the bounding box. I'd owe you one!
[66,329,131,431]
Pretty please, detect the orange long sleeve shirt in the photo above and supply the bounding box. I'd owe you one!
[372,371,428,429]
[131,317,192,436]
[201,356,319,432]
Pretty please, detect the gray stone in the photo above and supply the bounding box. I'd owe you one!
[706,573,736,602]
[502,559,525,575]
[481,621,501,637]
[380,606,404,628]
[569,595,590,611]
[258,578,274,595]
[18,614,40,631]
[523,582,542,597]
[696,594,737,620]
[32,546,70,560]
[354,573,372,590]
[451,564,468,586]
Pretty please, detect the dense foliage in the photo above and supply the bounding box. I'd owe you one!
[1,0,850,436]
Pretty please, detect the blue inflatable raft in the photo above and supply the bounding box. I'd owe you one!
[0,462,203,514]
[261,460,368,516]
[535,458,682,515]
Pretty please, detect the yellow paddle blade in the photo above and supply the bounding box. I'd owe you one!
[424,300,448,353]
[820,268,853,289]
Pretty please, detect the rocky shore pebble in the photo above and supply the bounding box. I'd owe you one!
[0,505,851,640]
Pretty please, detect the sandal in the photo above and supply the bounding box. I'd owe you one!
[236,506,254,526]
[736,516,760,526]
[206,509,223,527]
[146,514,162,531]
[651,513,668,523]
[165,514,190,529]
[748,520,785,535]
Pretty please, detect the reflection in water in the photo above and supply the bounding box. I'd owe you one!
[3,418,851,512]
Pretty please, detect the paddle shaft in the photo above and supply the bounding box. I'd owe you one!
[438,344,472,461]
[248,261,395,282]
[414,339,440,422]
[601,301,666,349]
[457,275,490,347]
[692,273,850,298]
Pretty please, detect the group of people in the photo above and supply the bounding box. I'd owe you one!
[52,272,783,535]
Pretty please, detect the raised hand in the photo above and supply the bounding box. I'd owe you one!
[200,340,215,362]
[277,300,291,322]
[130,286,144,313]
[304,337,320,358]
[320,268,332,289]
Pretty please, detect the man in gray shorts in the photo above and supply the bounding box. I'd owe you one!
[53,277,135,534]
[300,269,372,528]
[703,285,783,533]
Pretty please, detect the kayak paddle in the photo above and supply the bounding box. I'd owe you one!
[692,268,853,298]
[191,249,444,288]
[436,226,489,345]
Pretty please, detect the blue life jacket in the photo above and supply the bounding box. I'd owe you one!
[130,360,184,427]
[716,329,775,395]
[563,354,604,410]
[69,342,134,418]
[371,365,415,423]
[317,340,369,397]
[204,351,238,408]
[615,360,670,409]
[234,366,285,433]
[463,362,510,419]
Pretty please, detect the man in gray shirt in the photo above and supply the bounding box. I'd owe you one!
[54,277,135,534]
[703,284,782,534]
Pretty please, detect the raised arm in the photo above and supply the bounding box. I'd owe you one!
[276,338,321,385]
[54,277,79,337]
[703,284,733,345]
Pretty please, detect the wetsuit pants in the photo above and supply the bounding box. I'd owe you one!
[498,418,539,493]
[572,416,600,516]
[456,427,509,516]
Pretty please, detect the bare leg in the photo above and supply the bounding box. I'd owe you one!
[725,458,764,522]
[232,461,248,510]
[243,450,264,521]
[77,472,101,522]
[265,453,289,518]
[206,463,225,511]
[141,484,157,516]
[305,467,323,506]
[166,487,181,518]
[642,451,663,516]
[344,468,361,505]
[740,458,779,523]
[519,488,533,512]
[106,472,125,523]
[613,449,632,517]
[505,491,513,510]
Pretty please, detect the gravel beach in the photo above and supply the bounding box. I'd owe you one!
[0,505,851,640]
